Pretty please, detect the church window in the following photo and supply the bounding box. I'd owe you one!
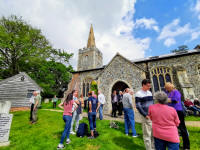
[86,83,90,95]
[151,67,173,92]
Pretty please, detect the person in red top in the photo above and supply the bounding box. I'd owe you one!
[184,98,200,116]
[57,90,78,149]
[149,91,180,150]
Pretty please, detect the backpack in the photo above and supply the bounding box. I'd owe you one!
[76,123,88,137]
[94,130,99,138]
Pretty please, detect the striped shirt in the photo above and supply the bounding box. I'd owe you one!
[135,89,154,117]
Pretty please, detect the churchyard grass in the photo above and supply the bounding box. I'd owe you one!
[41,99,62,110]
[0,110,199,150]
[185,115,200,121]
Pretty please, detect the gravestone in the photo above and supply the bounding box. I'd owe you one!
[44,98,49,103]
[0,101,13,147]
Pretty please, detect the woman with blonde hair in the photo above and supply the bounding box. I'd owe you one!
[165,82,190,150]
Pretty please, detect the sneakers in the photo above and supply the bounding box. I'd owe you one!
[88,136,95,139]
[132,135,138,138]
[66,139,71,144]
[70,131,76,135]
[57,144,65,149]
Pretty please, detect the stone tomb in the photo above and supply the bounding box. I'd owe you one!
[0,101,13,147]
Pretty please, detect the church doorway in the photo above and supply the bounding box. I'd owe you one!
[112,81,129,94]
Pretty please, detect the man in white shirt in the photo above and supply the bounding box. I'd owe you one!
[98,91,105,120]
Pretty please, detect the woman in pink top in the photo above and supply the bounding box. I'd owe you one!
[148,91,180,150]
[57,90,78,149]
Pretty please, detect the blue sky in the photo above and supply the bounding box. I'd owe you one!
[133,0,200,57]
[0,0,200,68]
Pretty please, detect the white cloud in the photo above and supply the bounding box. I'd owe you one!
[193,0,200,20]
[164,38,176,47]
[0,0,151,70]
[134,17,159,32]
[191,31,200,41]
[157,18,192,47]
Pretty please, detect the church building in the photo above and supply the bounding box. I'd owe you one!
[67,25,200,113]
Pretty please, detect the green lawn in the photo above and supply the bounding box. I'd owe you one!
[41,100,62,110]
[185,115,200,121]
[0,110,200,150]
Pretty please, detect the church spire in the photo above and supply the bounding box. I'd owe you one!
[87,24,96,48]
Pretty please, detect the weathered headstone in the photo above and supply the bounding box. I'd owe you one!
[0,101,13,147]
[44,98,49,103]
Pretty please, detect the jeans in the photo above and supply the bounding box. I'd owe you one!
[30,104,34,121]
[60,115,72,144]
[99,104,104,120]
[154,137,179,150]
[53,102,56,108]
[177,110,190,149]
[112,102,118,117]
[88,112,96,131]
[188,106,200,115]
[70,110,80,132]
[123,108,137,136]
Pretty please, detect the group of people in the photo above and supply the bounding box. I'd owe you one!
[57,90,105,149]
[30,79,192,150]
[121,79,190,150]
[184,97,200,116]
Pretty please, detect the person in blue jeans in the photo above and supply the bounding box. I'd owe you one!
[88,91,100,139]
[122,88,138,137]
[98,91,105,120]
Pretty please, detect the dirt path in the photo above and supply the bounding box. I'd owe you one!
[42,109,200,127]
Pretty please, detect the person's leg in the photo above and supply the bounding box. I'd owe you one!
[127,109,137,136]
[111,103,114,117]
[60,115,72,144]
[189,106,197,115]
[75,114,80,132]
[167,141,179,150]
[66,116,72,139]
[88,112,94,136]
[70,111,77,132]
[114,103,117,117]
[123,108,129,135]
[177,111,190,149]
[30,104,34,121]
[154,137,166,150]
[142,119,154,150]
[93,112,96,131]
[99,104,103,120]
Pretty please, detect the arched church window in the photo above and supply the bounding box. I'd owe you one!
[153,75,159,92]
[151,67,173,92]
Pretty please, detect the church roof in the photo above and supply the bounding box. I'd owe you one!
[133,49,200,63]
[87,24,96,48]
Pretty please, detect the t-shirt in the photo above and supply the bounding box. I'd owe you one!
[63,100,74,116]
[52,97,58,102]
[135,90,154,117]
[88,97,98,112]
[34,95,41,107]
[122,93,133,109]
[98,93,105,104]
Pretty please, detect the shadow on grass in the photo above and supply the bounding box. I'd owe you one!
[113,136,144,150]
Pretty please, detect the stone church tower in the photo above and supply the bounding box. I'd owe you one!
[77,25,103,71]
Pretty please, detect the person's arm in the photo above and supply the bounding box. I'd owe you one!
[135,96,148,118]
[74,99,80,105]
[96,102,100,112]
[174,110,180,127]
[148,106,152,120]
[89,101,92,112]
[72,102,78,113]
[170,91,181,104]
[58,102,64,109]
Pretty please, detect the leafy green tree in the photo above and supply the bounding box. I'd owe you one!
[171,45,189,53]
[0,15,74,97]
[90,80,98,95]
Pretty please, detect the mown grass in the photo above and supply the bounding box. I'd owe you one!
[41,99,62,110]
[185,115,200,121]
[0,110,199,150]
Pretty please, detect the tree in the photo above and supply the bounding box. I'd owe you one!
[0,15,69,76]
[0,15,74,97]
[90,80,98,95]
[171,45,189,53]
